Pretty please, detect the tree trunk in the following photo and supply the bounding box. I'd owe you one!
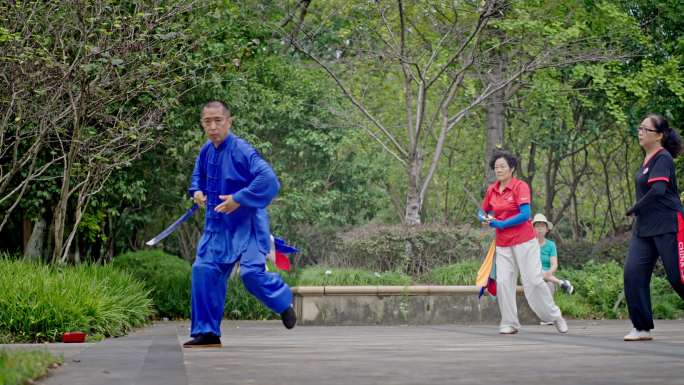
[22,218,32,252]
[570,152,581,240]
[51,162,73,263]
[404,152,423,225]
[60,185,92,264]
[484,87,505,184]
[73,240,81,264]
[443,149,455,224]
[52,93,81,263]
[24,216,46,261]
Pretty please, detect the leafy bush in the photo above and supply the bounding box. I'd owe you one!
[554,261,684,319]
[278,224,346,267]
[650,276,684,319]
[331,224,493,276]
[0,259,152,342]
[553,262,627,318]
[113,251,299,320]
[225,266,299,320]
[113,250,192,319]
[555,232,630,269]
[0,349,61,385]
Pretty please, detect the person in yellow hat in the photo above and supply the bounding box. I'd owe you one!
[532,214,574,296]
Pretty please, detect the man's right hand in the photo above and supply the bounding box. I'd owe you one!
[193,190,207,208]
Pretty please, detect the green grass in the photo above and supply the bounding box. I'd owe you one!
[296,266,412,286]
[419,259,479,285]
[0,258,153,342]
[0,349,62,385]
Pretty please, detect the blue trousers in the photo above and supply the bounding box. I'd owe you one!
[624,232,684,331]
[190,244,292,337]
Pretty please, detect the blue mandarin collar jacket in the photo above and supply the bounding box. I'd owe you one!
[188,133,280,262]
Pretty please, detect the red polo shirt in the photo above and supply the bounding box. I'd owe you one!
[481,177,535,247]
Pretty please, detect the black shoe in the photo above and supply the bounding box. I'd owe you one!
[183,333,222,348]
[281,306,297,329]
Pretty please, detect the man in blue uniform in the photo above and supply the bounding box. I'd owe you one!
[183,101,296,348]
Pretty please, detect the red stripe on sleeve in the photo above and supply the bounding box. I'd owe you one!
[677,213,684,284]
[647,177,670,184]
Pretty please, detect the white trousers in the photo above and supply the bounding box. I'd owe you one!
[496,238,562,329]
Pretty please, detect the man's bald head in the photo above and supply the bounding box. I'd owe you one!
[201,101,231,118]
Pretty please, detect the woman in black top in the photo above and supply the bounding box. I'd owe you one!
[624,113,684,341]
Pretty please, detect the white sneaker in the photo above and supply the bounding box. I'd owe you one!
[560,280,575,295]
[554,317,568,333]
[499,326,518,335]
[539,321,555,326]
[624,328,652,341]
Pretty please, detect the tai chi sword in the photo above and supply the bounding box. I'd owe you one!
[145,204,199,246]
[461,185,492,222]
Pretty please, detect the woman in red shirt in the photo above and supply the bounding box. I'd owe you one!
[481,151,568,334]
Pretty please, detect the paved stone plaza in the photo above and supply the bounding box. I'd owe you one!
[4,320,684,385]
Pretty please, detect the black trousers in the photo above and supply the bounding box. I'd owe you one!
[624,232,684,331]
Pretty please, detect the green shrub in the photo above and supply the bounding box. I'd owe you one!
[555,232,630,269]
[0,259,153,342]
[554,261,684,319]
[649,274,684,319]
[225,278,273,320]
[333,224,493,276]
[420,260,480,285]
[0,349,61,385]
[113,250,192,319]
[225,266,299,320]
[279,224,344,267]
[296,266,412,286]
[113,251,301,320]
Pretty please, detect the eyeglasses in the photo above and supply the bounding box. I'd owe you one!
[638,126,658,133]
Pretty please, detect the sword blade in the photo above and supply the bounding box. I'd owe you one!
[461,185,491,221]
[145,204,199,246]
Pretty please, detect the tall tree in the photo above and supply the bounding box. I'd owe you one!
[274,0,634,224]
[0,1,197,262]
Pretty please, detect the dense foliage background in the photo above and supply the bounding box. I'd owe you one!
[1,0,683,282]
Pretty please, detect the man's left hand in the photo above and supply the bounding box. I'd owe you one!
[215,195,240,213]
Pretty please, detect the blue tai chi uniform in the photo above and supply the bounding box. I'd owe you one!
[188,133,292,337]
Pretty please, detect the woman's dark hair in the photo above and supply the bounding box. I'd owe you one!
[489,150,518,172]
[646,113,682,158]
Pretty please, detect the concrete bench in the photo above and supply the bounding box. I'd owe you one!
[292,285,537,325]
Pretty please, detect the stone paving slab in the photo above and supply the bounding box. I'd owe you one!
[2,322,187,385]
[3,320,683,385]
[181,320,684,385]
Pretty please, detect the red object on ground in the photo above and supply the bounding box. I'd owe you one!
[62,332,87,343]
